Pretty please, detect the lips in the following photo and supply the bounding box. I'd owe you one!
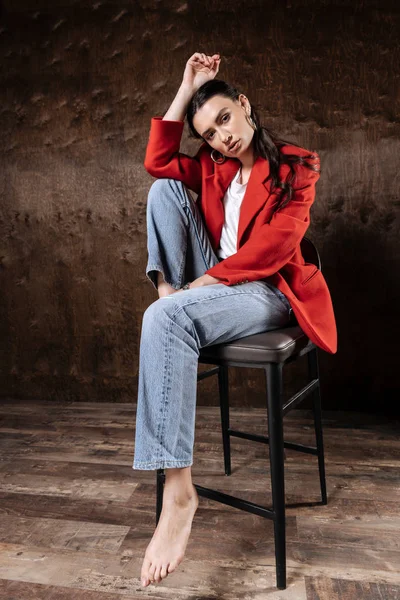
[228,140,239,151]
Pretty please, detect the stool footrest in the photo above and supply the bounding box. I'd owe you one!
[228,428,318,455]
[197,366,220,381]
[282,378,319,415]
[193,484,274,519]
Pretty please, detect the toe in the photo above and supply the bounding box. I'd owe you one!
[168,561,177,574]
[154,565,162,583]
[141,556,151,586]
[160,564,169,579]
[148,563,156,583]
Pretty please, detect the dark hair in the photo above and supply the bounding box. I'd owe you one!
[186,79,320,213]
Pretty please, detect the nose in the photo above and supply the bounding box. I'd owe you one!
[223,132,232,147]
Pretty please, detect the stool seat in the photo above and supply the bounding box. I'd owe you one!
[200,325,314,364]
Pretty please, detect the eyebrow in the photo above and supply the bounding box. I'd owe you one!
[201,107,229,137]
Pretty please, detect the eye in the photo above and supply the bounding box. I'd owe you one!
[207,114,230,140]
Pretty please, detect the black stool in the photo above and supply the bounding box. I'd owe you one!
[156,236,327,590]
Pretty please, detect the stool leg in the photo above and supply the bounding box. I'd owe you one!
[156,468,165,525]
[308,348,327,505]
[266,363,286,590]
[218,365,231,476]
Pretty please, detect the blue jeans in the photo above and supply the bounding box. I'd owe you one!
[132,178,293,470]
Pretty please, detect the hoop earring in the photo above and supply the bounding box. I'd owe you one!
[210,149,226,164]
[246,112,257,131]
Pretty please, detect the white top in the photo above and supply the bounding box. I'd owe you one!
[217,167,248,260]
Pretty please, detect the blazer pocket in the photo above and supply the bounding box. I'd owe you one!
[301,267,320,285]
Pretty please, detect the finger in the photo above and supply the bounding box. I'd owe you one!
[210,58,220,74]
[188,52,205,65]
[200,53,210,67]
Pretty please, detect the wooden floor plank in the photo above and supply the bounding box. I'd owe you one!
[0,471,137,501]
[305,576,400,599]
[297,514,400,551]
[0,542,307,599]
[0,402,399,599]
[0,514,129,553]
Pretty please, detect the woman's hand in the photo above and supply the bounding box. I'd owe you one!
[176,274,222,292]
[182,53,221,91]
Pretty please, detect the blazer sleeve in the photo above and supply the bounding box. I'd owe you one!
[144,116,207,195]
[205,154,321,286]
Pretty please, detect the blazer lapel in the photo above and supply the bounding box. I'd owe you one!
[202,155,272,251]
[237,155,271,248]
[202,158,239,250]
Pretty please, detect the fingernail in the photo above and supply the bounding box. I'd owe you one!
[142,578,147,586]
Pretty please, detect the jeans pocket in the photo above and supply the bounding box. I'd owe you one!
[270,286,293,320]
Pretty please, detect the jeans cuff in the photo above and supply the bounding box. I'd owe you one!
[132,458,193,470]
[146,265,182,291]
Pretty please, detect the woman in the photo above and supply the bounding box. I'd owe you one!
[134,52,337,587]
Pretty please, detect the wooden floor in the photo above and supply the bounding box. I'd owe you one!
[0,400,399,599]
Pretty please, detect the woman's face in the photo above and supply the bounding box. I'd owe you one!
[192,94,255,159]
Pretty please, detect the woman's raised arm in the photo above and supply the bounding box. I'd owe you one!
[144,53,221,193]
[163,53,221,121]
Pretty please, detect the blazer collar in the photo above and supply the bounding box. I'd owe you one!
[204,155,273,249]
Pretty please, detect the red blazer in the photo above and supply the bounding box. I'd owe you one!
[144,117,337,354]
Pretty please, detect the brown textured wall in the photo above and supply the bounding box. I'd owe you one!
[0,0,399,412]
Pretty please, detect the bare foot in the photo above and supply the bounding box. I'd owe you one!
[158,283,179,298]
[159,286,186,298]
[140,484,199,586]
[157,271,179,298]
[157,271,190,298]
